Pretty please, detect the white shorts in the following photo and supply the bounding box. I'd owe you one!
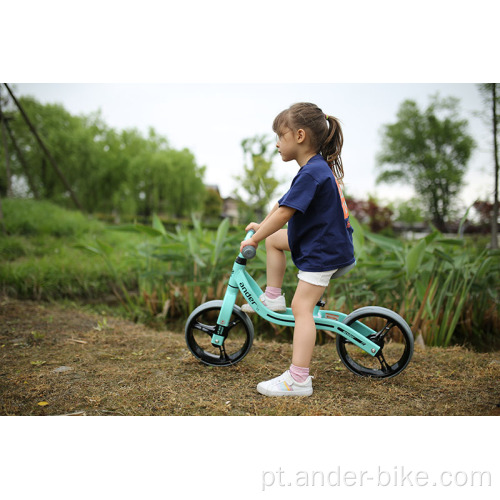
[297,269,338,287]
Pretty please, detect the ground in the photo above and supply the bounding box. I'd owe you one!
[1,296,499,416]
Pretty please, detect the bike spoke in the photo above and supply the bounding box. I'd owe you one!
[376,350,393,373]
[375,320,395,341]
[218,344,230,362]
[228,318,241,329]
[193,320,215,336]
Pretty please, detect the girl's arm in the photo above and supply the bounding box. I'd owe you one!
[240,205,295,252]
[244,202,279,233]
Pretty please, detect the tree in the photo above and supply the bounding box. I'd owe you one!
[203,186,223,222]
[477,83,499,249]
[376,95,475,232]
[234,134,280,221]
[0,93,206,219]
[2,96,122,210]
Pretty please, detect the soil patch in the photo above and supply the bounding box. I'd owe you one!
[1,296,499,416]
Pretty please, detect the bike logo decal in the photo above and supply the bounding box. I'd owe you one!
[239,282,257,306]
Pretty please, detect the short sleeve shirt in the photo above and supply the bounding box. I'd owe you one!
[278,154,355,272]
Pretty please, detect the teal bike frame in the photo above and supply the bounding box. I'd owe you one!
[210,231,381,357]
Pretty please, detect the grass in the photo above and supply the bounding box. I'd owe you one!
[0,199,140,302]
[1,296,499,416]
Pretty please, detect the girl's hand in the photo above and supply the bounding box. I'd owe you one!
[240,237,258,254]
[245,222,261,232]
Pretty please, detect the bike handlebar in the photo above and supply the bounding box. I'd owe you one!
[240,229,257,260]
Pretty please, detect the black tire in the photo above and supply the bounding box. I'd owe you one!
[185,300,254,366]
[336,306,414,379]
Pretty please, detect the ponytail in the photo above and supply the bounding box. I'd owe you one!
[322,115,344,183]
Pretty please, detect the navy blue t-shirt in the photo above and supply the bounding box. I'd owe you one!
[278,154,355,272]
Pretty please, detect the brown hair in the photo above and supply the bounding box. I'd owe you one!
[272,102,344,181]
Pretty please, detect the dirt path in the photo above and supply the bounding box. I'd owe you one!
[1,296,499,416]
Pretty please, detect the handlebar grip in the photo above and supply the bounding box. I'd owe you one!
[241,229,256,260]
[241,245,257,259]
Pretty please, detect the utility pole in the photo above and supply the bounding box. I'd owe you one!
[3,116,40,199]
[0,85,8,234]
[491,83,499,249]
[0,85,12,196]
[2,83,83,211]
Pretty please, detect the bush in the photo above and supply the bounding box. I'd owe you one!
[0,199,138,302]
[2,198,104,237]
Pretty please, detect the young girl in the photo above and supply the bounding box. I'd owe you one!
[240,102,355,397]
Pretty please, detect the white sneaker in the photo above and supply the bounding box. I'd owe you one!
[241,293,286,313]
[257,370,313,397]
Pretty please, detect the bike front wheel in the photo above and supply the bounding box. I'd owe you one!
[336,306,414,379]
[185,300,254,367]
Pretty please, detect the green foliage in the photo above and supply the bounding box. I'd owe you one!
[100,212,499,348]
[0,95,206,218]
[391,198,425,225]
[203,187,224,222]
[340,218,500,348]
[1,198,102,237]
[108,216,245,317]
[1,200,498,348]
[235,135,280,221]
[0,199,138,302]
[377,95,476,231]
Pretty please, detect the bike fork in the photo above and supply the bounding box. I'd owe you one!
[211,260,245,347]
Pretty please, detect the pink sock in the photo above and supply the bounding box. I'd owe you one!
[265,286,282,300]
[290,364,310,383]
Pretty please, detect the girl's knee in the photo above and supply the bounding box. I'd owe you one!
[265,234,276,251]
[266,229,289,252]
[291,296,312,317]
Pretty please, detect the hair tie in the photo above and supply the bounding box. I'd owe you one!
[325,114,329,120]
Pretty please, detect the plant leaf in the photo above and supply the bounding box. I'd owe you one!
[406,238,427,278]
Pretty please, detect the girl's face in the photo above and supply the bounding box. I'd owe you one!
[276,128,299,163]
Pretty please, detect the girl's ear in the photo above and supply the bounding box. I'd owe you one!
[296,128,306,143]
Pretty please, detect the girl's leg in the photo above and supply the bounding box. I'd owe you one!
[241,229,290,314]
[291,280,327,368]
[265,229,290,288]
[255,277,325,396]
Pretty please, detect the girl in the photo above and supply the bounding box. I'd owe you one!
[240,102,355,397]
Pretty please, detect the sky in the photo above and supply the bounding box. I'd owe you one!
[11,82,495,210]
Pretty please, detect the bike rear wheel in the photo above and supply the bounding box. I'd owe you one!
[336,306,414,379]
[185,300,254,366]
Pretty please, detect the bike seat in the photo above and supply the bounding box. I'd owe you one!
[331,261,356,280]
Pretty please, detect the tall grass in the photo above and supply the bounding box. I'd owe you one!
[102,214,499,348]
[1,199,498,348]
[341,217,500,348]
[0,199,138,302]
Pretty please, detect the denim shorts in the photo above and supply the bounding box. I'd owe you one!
[297,269,338,287]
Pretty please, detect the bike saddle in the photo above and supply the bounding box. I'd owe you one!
[331,261,356,280]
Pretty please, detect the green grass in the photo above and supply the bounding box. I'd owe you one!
[2,198,103,237]
[0,199,139,301]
